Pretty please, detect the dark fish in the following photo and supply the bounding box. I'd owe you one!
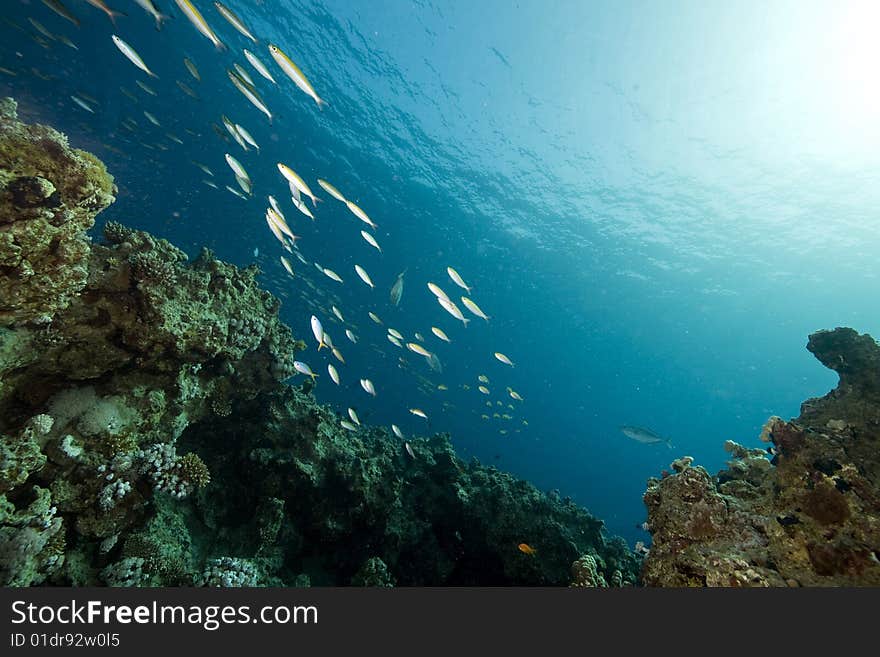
[619,425,673,449]
[390,269,406,306]
[41,0,80,27]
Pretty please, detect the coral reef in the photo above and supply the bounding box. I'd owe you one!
[178,388,639,586]
[642,327,880,586]
[0,97,115,327]
[0,101,637,587]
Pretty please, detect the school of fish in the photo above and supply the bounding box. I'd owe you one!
[6,0,528,449]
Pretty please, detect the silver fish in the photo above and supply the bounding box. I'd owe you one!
[619,425,673,449]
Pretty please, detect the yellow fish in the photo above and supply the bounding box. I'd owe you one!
[174,0,224,50]
[268,43,326,108]
[431,326,451,343]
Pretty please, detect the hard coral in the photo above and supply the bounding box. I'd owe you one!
[642,327,880,586]
[0,97,114,326]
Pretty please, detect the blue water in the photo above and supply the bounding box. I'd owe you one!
[4,0,879,546]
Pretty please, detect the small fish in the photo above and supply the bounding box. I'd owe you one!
[368,312,383,325]
[409,408,428,419]
[406,342,432,358]
[340,420,358,432]
[224,153,248,180]
[517,543,537,555]
[277,163,319,206]
[331,347,345,364]
[266,208,298,242]
[437,384,448,391]
[267,196,284,218]
[41,0,81,27]
[28,18,56,41]
[431,327,451,343]
[328,363,340,385]
[174,0,224,50]
[360,378,376,396]
[348,408,360,425]
[233,62,255,87]
[184,57,201,80]
[311,315,327,350]
[112,35,158,78]
[202,179,218,189]
[317,179,347,202]
[176,80,199,99]
[392,425,405,440]
[31,34,51,49]
[85,0,124,25]
[165,132,184,144]
[221,115,246,148]
[332,306,344,322]
[290,192,315,220]
[228,68,272,122]
[425,352,442,373]
[447,267,472,294]
[478,386,490,395]
[265,214,285,239]
[135,80,157,95]
[322,331,335,350]
[58,35,79,50]
[354,265,374,289]
[134,0,171,30]
[361,230,382,253]
[143,110,161,126]
[235,124,259,150]
[293,361,318,380]
[478,375,489,383]
[508,388,523,401]
[268,43,326,108]
[494,352,514,367]
[415,332,425,342]
[323,268,343,283]
[345,329,357,343]
[437,297,470,327]
[387,334,403,348]
[427,282,450,303]
[227,185,248,199]
[619,425,674,449]
[388,328,404,340]
[280,256,294,276]
[390,270,406,306]
[404,442,415,458]
[214,2,257,42]
[345,200,377,229]
[244,48,276,83]
[70,95,94,113]
[461,296,490,321]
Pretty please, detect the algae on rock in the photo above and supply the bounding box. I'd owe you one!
[642,327,880,587]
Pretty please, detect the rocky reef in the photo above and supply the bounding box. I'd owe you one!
[0,99,637,587]
[642,327,880,586]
